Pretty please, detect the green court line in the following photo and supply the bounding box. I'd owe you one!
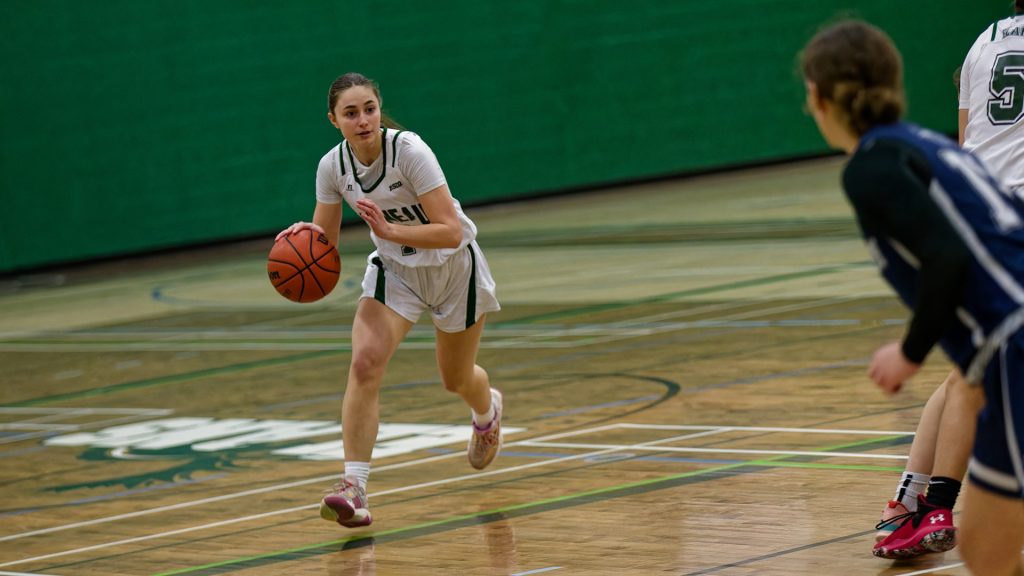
[148,434,904,576]
[6,263,876,406]
[7,350,341,407]
[509,261,873,324]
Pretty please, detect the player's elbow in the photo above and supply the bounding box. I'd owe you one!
[444,224,463,248]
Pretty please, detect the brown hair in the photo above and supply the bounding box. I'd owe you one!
[1017,0,1023,14]
[801,20,905,135]
[327,72,402,129]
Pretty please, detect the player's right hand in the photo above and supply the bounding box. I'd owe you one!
[275,221,325,242]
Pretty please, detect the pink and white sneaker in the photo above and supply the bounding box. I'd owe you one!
[320,478,372,528]
[873,495,956,559]
[468,389,503,470]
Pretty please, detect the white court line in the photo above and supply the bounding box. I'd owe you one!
[896,564,965,576]
[520,441,908,461]
[0,424,78,432]
[0,423,622,544]
[0,429,728,568]
[511,567,563,576]
[0,410,176,446]
[0,408,172,415]
[618,423,915,436]
[896,551,1024,575]
[0,571,65,576]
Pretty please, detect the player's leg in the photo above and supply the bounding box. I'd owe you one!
[322,297,414,528]
[959,339,1024,575]
[874,370,982,558]
[959,480,1024,576]
[921,370,983,509]
[435,316,503,470]
[875,377,946,543]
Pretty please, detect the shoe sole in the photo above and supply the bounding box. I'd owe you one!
[872,528,957,559]
[320,497,372,528]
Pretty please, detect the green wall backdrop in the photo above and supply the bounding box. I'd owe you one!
[0,1,1012,272]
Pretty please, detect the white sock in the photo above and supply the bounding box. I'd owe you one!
[894,471,930,511]
[473,398,496,428]
[344,461,370,489]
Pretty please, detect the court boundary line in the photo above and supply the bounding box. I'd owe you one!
[0,428,726,568]
[0,424,912,569]
[0,423,911,545]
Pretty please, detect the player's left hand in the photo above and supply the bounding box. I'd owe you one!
[868,341,921,396]
[354,198,395,240]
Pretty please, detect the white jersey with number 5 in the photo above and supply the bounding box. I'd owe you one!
[959,14,1024,191]
[315,128,478,267]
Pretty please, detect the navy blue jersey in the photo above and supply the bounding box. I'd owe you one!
[846,122,1024,380]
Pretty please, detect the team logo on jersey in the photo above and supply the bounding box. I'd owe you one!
[346,184,353,191]
[402,245,417,256]
[382,204,430,225]
[389,181,404,191]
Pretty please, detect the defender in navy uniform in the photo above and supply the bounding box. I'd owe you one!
[802,20,1024,574]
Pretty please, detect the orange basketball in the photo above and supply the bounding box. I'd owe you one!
[267,229,340,303]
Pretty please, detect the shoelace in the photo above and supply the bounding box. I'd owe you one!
[875,504,935,531]
[874,510,916,531]
[325,480,357,496]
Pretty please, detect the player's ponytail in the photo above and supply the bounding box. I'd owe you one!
[1016,0,1023,15]
[801,20,905,136]
[327,72,404,130]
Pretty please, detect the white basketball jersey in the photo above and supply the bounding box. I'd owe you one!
[315,128,478,267]
[959,14,1024,191]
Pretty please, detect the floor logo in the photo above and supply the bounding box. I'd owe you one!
[45,417,525,461]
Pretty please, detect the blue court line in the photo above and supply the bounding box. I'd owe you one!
[0,474,229,518]
[0,446,48,459]
[684,358,869,393]
[540,394,662,418]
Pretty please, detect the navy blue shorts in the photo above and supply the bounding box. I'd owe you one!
[968,334,1024,499]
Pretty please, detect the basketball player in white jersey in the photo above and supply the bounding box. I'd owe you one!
[960,2,1024,193]
[874,2,1024,558]
[277,72,503,528]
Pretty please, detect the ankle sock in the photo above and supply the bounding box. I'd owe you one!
[924,476,962,510]
[344,461,370,489]
[895,471,930,511]
[473,399,496,428]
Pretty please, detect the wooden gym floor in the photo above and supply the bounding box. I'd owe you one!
[0,157,977,575]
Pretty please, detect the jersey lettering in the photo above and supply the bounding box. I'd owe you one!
[987,51,1024,125]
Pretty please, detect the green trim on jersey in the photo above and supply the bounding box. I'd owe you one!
[337,143,346,176]
[345,128,389,193]
[992,20,999,41]
[465,245,477,329]
[372,257,386,304]
[391,130,404,167]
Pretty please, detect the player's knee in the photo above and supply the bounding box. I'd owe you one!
[349,352,388,385]
[439,366,479,394]
[946,375,984,410]
[440,372,468,394]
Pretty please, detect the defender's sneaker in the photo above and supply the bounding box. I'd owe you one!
[875,500,910,543]
[468,389,503,470]
[873,495,956,559]
[320,478,372,528]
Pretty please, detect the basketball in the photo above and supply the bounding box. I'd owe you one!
[267,229,341,303]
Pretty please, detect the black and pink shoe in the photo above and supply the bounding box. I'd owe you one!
[872,495,956,559]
